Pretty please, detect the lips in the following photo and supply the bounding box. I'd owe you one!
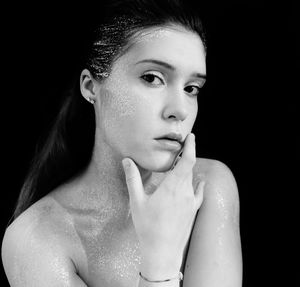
[155,132,183,144]
[155,132,183,152]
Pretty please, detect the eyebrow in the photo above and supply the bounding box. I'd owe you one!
[135,59,207,79]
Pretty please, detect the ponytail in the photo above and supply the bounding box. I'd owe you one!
[11,0,206,222]
[12,80,95,220]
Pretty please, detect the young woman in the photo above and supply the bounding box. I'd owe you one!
[1,0,242,286]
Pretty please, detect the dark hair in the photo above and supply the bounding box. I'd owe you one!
[12,0,207,221]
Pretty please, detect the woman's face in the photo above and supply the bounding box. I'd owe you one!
[95,25,206,172]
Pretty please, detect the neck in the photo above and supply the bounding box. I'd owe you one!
[70,132,153,216]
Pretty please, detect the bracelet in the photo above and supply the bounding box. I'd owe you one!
[139,271,183,283]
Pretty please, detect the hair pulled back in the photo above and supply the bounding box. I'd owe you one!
[12,0,206,220]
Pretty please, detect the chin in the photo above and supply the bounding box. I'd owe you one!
[154,165,173,173]
[140,153,177,173]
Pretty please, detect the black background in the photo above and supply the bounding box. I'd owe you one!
[0,1,297,286]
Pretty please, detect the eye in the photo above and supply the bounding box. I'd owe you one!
[184,85,201,96]
[141,73,164,86]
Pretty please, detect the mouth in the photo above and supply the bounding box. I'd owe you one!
[157,138,182,152]
[155,132,183,142]
[155,132,184,151]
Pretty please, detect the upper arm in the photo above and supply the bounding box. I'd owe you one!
[183,159,243,287]
[1,220,88,287]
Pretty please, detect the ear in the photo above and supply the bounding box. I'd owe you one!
[80,69,99,104]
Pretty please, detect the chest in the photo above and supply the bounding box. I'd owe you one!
[74,214,142,287]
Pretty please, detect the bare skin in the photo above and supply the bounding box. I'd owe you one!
[1,25,242,286]
[2,158,241,287]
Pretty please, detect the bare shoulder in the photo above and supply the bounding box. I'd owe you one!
[2,195,77,249]
[194,157,239,203]
[194,157,235,178]
[1,196,86,286]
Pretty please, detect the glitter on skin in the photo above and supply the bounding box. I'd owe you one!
[92,25,203,172]
[214,189,229,252]
[88,17,141,80]
[216,190,229,221]
[1,21,209,287]
[71,207,142,286]
[71,26,205,284]
[133,27,175,44]
[5,25,204,286]
[6,199,88,286]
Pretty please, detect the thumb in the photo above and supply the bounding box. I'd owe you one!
[122,158,145,203]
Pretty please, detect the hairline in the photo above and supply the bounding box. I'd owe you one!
[100,22,204,80]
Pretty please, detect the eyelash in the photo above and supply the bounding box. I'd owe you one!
[141,73,164,85]
[140,72,202,97]
[184,85,201,97]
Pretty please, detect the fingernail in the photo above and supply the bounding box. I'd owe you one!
[122,159,131,169]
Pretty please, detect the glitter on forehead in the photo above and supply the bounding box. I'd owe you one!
[87,15,189,80]
[131,26,182,45]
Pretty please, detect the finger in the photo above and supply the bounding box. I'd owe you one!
[172,133,196,178]
[170,149,183,171]
[195,181,205,209]
[122,158,145,204]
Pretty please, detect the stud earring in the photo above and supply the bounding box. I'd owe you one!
[86,97,95,104]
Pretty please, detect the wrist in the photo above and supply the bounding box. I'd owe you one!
[140,256,182,280]
[139,270,183,285]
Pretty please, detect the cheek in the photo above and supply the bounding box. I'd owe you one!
[101,86,137,118]
[189,102,198,123]
[193,108,198,124]
[99,87,153,149]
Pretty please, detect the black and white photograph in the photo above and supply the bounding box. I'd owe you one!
[0,1,296,286]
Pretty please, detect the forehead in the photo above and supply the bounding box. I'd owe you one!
[116,26,206,74]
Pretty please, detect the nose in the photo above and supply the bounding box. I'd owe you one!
[162,89,189,122]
